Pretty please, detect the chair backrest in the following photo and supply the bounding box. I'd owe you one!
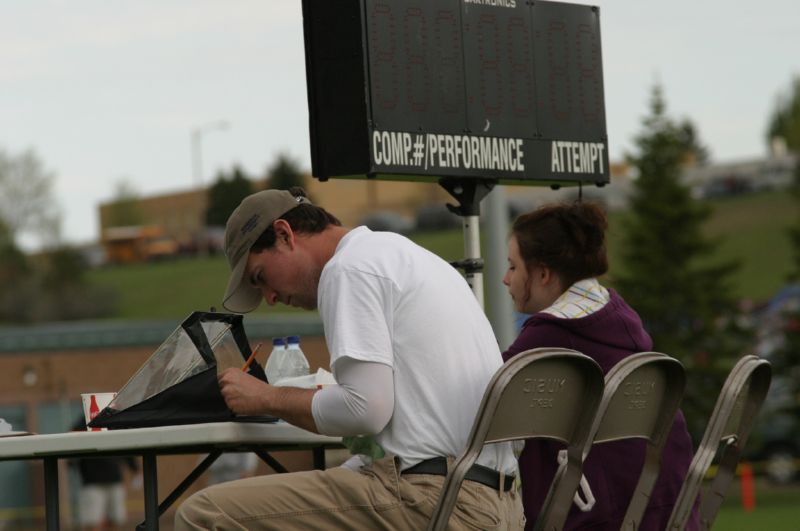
[427,348,605,531]
[666,355,772,531]
[580,352,686,530]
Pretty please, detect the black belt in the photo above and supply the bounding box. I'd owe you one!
[401,457,515,492]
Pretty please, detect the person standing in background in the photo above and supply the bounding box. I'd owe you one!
[71,419,141,531]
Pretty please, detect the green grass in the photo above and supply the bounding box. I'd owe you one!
[714,480,800,530]
[408,229,466,263]
[702,190,796,301]
[89,254,232,319]
[605,189,796,301]
[87,229,473,320]
[86,190,797,320]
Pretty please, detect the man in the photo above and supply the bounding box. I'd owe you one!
[175,188,523,530]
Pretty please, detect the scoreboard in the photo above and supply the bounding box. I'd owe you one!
[302,0,608,186]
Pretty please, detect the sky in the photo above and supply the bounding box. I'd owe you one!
[2,0,798,250]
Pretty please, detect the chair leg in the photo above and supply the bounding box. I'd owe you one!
[621,447,662,531]
[535,463,583,531]
[698,444,741,530]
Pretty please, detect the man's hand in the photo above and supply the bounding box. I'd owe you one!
[218,368,270,416]
[218,368,320,432]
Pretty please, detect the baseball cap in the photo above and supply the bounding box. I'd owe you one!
[222,190,310,313]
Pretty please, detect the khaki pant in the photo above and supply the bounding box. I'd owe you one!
[175,457,524,530]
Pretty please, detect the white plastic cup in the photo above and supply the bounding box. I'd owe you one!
[81,392,116,432]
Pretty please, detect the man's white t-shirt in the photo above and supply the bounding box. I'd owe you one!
[317,226,517,474]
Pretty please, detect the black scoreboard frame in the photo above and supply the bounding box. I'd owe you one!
[302,0,609,187]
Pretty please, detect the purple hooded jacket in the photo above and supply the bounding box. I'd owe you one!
[503,289,699,530]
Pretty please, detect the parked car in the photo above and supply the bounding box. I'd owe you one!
[699,176,754,199]
[747,284,800,484]
[358,211,414,234]
[748,377,800,484]
[414,204,462,231]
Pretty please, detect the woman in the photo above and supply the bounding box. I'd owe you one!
[502,201,698,530]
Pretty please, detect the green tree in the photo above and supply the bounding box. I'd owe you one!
[0,238,117,323]
[106,180,144,228]
[767,76,800,151]
[0,147,61,245]
[679,121,710,165]
[768,76,800,280]
[788,162,800,281]
[35,246,118,321]
[205,165,254,227]
[265,153,306,191]
[615,84,745,439]
[0,218,29,291]
[766,78,800,449]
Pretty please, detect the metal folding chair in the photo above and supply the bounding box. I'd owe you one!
[666,354,772,531]
[576,352,686,530]
[426,348,605,531]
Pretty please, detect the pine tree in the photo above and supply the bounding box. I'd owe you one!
[265,153,306,192]
[615,85,745,439]
[768,76,800,280]
[205,165,254,227]
[789,161,800,281]
[767,76,800,151]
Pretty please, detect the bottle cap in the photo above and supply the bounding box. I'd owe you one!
[287,335,300,344]
[272,337,285,347]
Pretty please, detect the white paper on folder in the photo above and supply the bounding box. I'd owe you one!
[272,368,337,389]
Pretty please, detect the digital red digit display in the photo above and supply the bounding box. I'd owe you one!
[302,0,608,186]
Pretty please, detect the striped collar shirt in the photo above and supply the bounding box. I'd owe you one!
[540,278,610,319]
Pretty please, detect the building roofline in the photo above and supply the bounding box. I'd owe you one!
[0,314,324,353]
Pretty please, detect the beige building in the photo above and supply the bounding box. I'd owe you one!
[98,178,454,252]
[98,187,209,251]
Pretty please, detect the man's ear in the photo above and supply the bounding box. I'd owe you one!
[272,219,295,250]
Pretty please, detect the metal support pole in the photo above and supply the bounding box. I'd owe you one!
[484,186,516,349]
[142,452,159,530]
[462,215,484,307]
[44,457,60,531]
[439,178,495,309]
[137,450,222,530]
[252,448,290,474]
[190,120,229,187]
[312,447,326,470]
[191,130,202,187]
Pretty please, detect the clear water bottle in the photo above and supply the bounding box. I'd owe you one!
[284,335,310,378]
[264,337,286,383]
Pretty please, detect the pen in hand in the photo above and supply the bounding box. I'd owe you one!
[241,342,263,371]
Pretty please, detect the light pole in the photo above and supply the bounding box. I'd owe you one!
[191,120,229,187]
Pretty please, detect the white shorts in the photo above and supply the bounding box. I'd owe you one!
[79,483,126,526]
